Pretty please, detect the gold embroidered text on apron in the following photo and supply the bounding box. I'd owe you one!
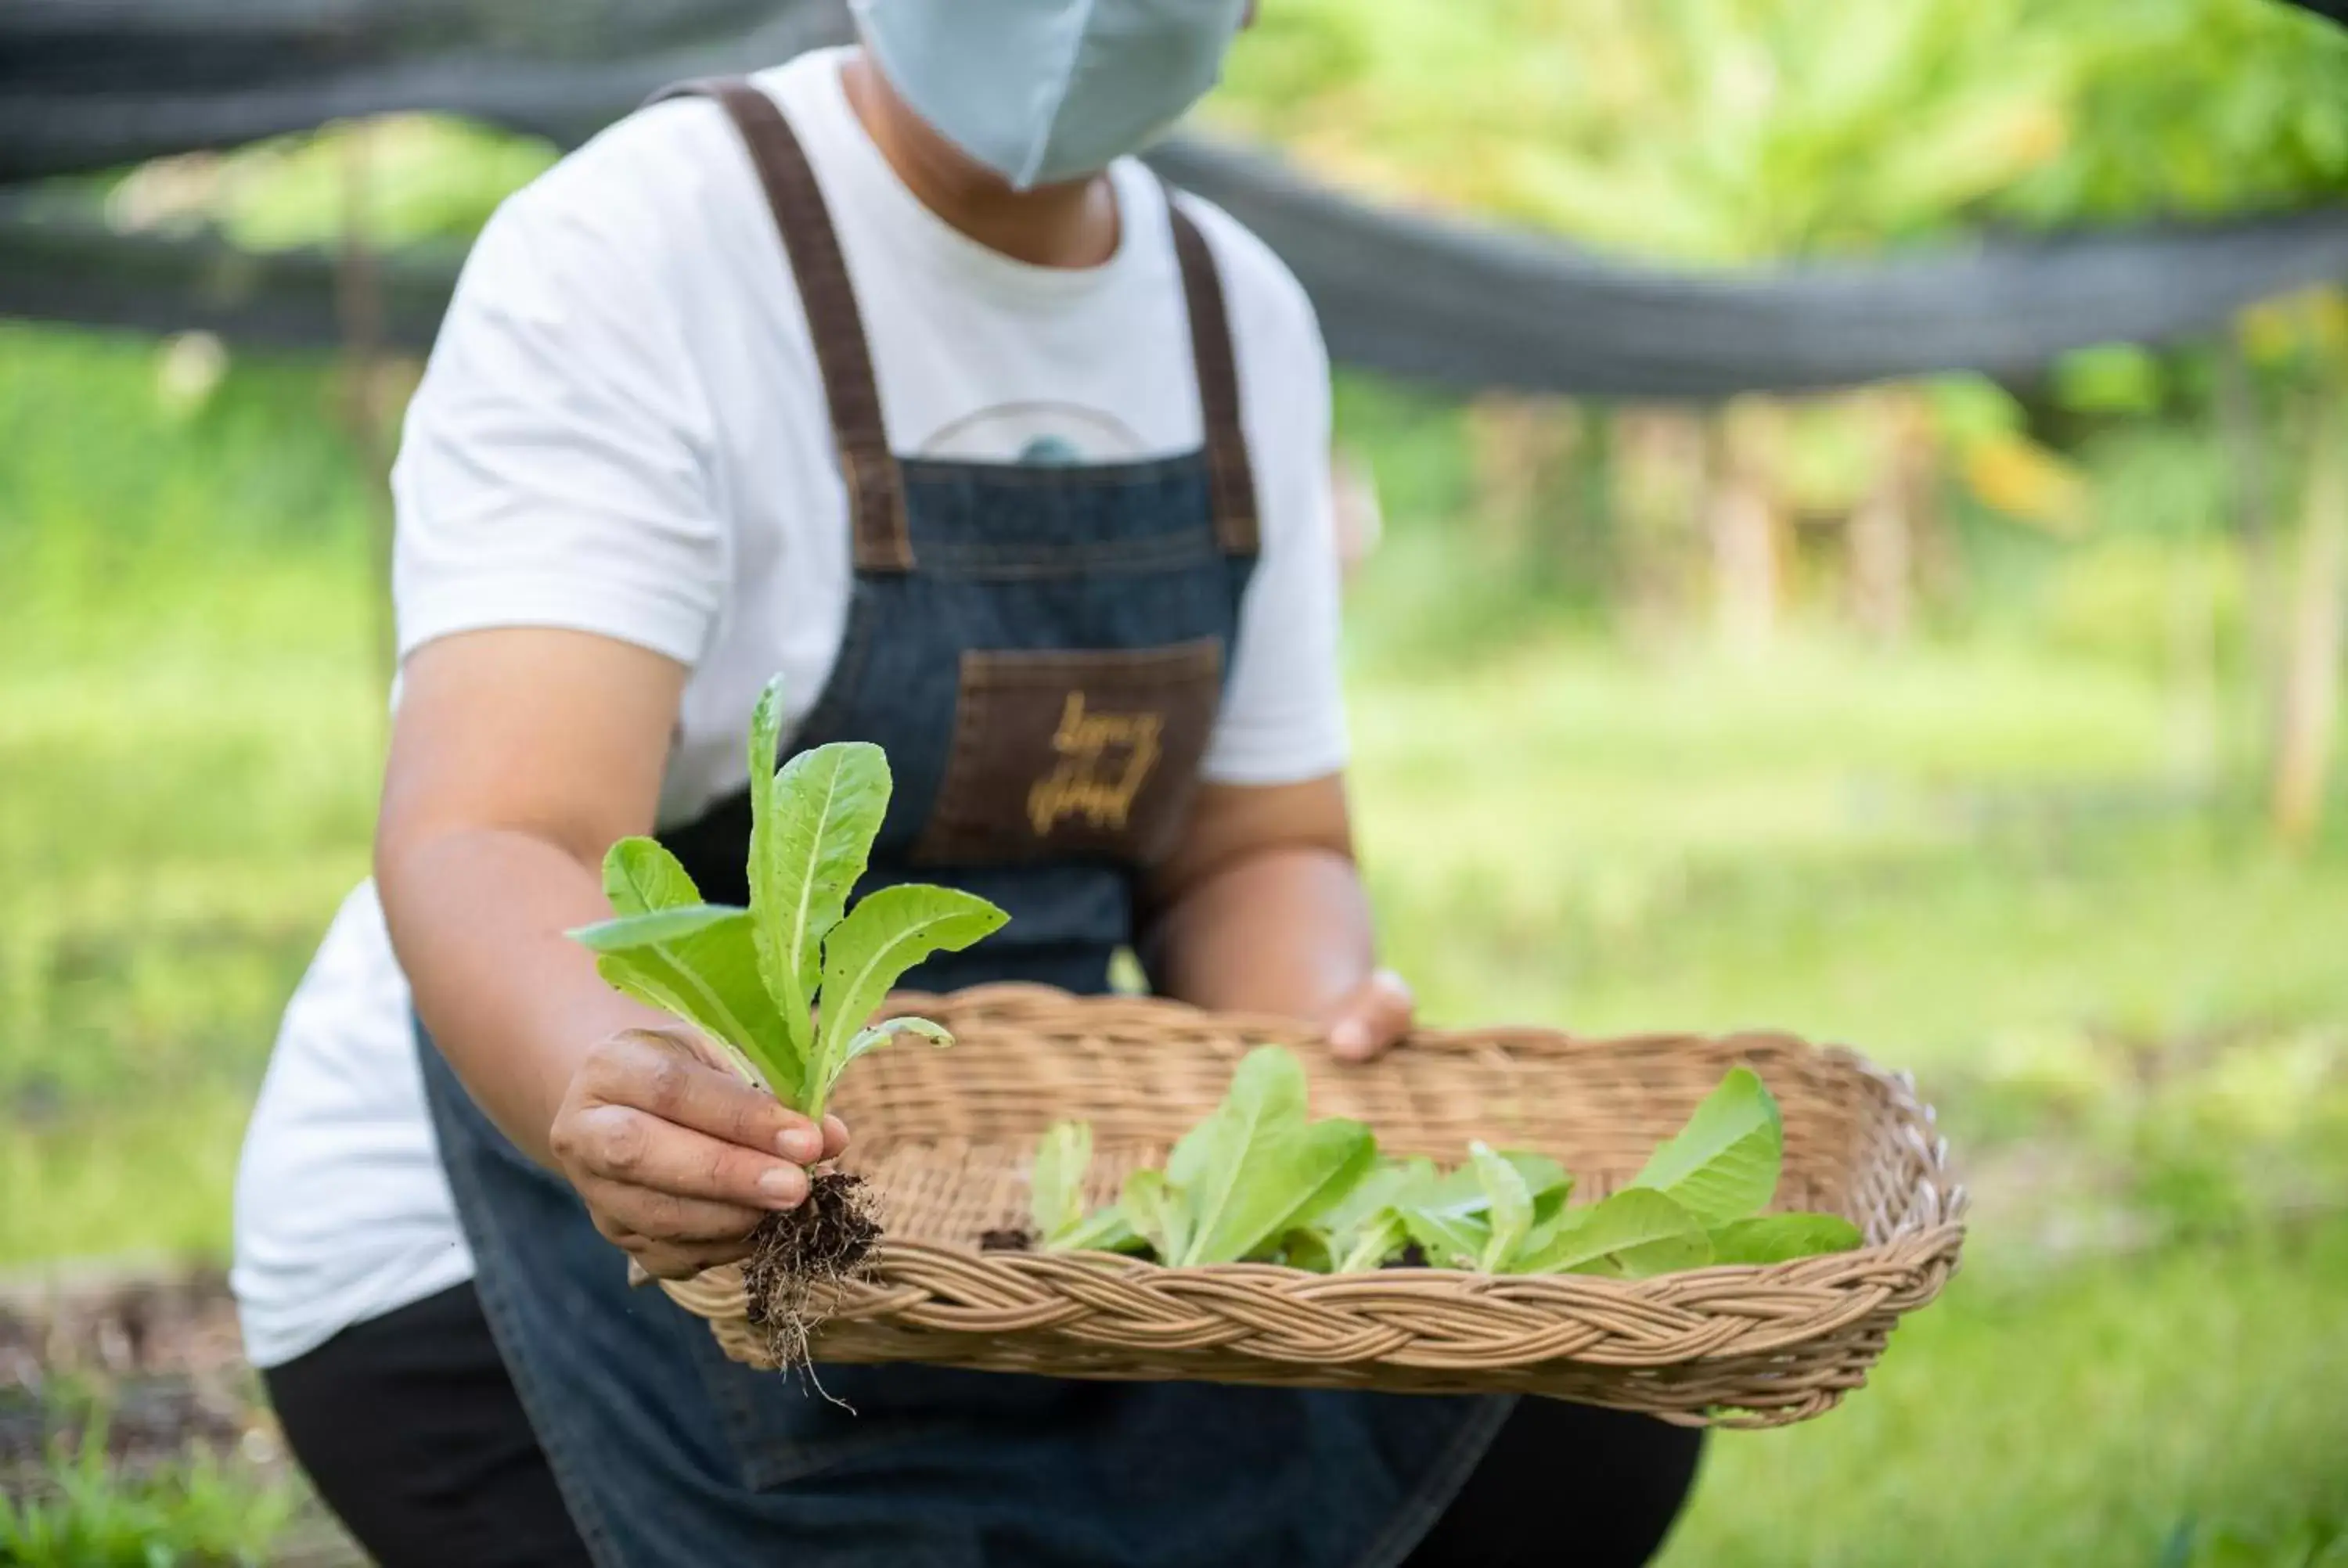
[913,638,1221,868]
[1028,692,1165,836]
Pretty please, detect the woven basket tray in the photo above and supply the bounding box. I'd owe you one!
[657,985,1966,1428]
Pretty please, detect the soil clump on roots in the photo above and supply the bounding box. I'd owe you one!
[740,1173,881,1370]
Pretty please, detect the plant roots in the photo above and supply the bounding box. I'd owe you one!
[741,1173,881,1372]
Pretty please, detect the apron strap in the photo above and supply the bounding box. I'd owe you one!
[649,77,914,573]
[1163,189,1263,559]
[645,79,1262,568]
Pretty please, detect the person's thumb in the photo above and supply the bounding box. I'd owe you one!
[1325,968,1415,1063]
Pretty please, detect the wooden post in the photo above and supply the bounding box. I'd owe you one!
[1609,405,1709,650]
[1465,392,1534,559]
[1847,390,1925,646]
[1707,398,1782,656]
[2168,540,2224,793]
[2217,332,2285,788]
[1465,391,1579,577]
[2271,385,2346,844]
[335,121,398,699]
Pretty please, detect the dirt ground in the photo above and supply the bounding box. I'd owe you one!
[2,1261,362,1564]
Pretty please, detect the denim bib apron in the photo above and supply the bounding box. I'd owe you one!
[417,77,1509,1568]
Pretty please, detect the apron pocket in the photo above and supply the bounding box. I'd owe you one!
[913,639,1223,869]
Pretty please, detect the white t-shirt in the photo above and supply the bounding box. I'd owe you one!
[230,49,1349,1369]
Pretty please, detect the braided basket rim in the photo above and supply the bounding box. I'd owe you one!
[651,985,1968,1427]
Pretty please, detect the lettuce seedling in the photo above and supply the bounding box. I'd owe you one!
[1510,1187,1716,1276]
[1377,1145,1572,1271]
[1032,1110,1402,1269]
[566,678,1010,1366]
[1283,1153,1439,1272]
[1705,1213,1871,1264]
[1025,1062,1860,1279]
[1625,1063,1786,1222]
[1029,1120,1143,1253]
[568,675,1007,1121]
[1111,1046,1377,1268]
[1461,1067,1862,1276]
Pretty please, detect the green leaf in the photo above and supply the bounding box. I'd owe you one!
[1276,1154,1431,1273]
[1159,1046,1378,1267]
[1469,1141,1535,1272]
[806,884,1007,1118]
[1318,1154,1429,1236]
[1399,1204,1490,1269]
[748,724,891,1077]
[1055,1206,1143,1254]
[1420,1150,1572,1222]
[1390,1156,1492,1266]
[1121,1168,1190,1263]
[744,676,784,996]
[1027,1119,1145,1253]
[1309,1154,1435,1271]
[570,904,742,951]
[1515,1188,1712,1278]
[1628,1065,1784,1225]
[1031,1121,1093,1240]
[568,839,794,1087]
[1280,1229,1338,1272]
[839,1015,953,1072]
[1707,1214,1865,1265]
[1521,1155,1576,1226]
[1334,1210,1412,1273]
[566,900,792,1092]
[574,688,1007,1123]
[1384,1149,1565,1269]
[601,834,704,916]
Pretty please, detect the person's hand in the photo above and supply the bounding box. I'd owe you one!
[549,1027,850,1279]
[1323,968,1416,1064]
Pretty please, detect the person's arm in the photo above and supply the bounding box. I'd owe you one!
[376,628,845,1278]
[1141,774,1414,1062]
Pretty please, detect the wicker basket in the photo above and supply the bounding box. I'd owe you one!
[656,985,1966,1429]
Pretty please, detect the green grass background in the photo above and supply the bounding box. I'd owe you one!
[3,322,2344,1564]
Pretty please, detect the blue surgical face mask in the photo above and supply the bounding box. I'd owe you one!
[853,0,1250,190]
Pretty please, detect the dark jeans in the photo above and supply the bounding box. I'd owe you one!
[267,1282,1702,1567]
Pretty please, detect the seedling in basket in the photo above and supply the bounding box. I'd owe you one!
[1028,1121,1142,1253]
[1035,1055,1862,1276]
[569,676,1007,1360]
[1028,1048,1378,1265]
[1388,1067,1865,1276]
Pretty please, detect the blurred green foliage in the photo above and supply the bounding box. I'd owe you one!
[1209,0,2348,263]
[107,117,556,255]
[6,318,2345,1242]
[0,327,380,1261]
[7,20,2347,1562]
[1663,1220,2348,1566]
[2168,1516,2348,1568]
[0,1417,294,1568]
[5,250,2348,1556]
[71,0,2346,273]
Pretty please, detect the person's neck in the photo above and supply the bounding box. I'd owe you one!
[842,53,1120,270]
